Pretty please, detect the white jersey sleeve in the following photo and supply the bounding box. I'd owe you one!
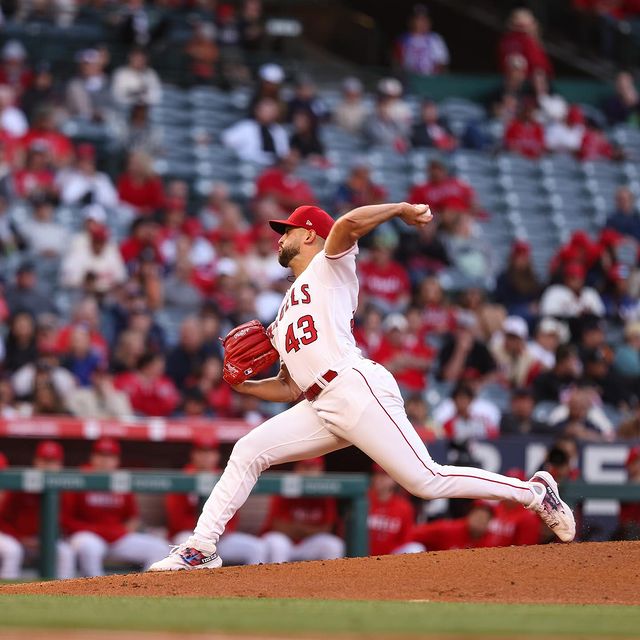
[310,243,359,288]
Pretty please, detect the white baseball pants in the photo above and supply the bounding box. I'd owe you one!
[262,531,345,563]
[173,530,267,565]
[0,533,75,579]
[194,359,535,546]
[69,531,169,577]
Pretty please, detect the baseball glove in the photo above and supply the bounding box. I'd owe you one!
[222,319,279,386]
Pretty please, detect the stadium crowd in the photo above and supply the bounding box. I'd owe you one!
[0,1,640,576]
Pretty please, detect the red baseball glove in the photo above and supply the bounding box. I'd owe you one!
[222,319,279,386]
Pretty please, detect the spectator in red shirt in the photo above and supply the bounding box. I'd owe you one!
[353,305,385,358]
[372,313,434,394]
[498,8,553,78]
[504,99,546,159]
[114,352,181,417]
[117,150,165,216]
[54,296,109,362]
[166,435,267,565]
[358,236,411,314]
[261,457,344,563]
[21,106,73,167]
[616,445,640,540]
[13,140,56,199]
[255,150,316,214]
[367,464,420,556]
[415,276,457,336]
[488,469,541,546]
[0,440,75,579]
[188,355,234,417]
[578,119,620,161]
[62,438,167,576]
[408,160,479,234]
[407,501,498,551]
[333,163,387,215]
[120,216,163,268]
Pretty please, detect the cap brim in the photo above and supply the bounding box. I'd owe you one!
[269,219,300,234]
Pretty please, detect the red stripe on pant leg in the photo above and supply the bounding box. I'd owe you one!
[352,368,533,497]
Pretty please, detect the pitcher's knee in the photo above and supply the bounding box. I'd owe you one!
[231,437,271,475]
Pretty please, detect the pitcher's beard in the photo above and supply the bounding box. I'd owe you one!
[278,245,299,268]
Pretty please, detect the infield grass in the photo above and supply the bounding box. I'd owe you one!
[0,596,637,638]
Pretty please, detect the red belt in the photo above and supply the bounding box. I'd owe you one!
[304,370,338,402]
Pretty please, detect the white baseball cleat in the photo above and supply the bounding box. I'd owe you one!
[147,537,222,571]
[527,471,576,542]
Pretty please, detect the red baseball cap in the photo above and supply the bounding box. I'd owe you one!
[35,440,64,462]
[564,262,585,280]
[626,445,640,468]
[192,433,219,451]
[511,240,531,256]
[92,437,121,457]
[269,206,335,240]
[0,452,8,469]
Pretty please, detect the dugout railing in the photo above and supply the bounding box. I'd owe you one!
[0,470,369,579]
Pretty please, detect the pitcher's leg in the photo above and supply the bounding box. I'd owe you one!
[321,364,535,506]
[193,401,349,545]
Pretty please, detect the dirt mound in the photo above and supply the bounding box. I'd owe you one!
[2,541,637,604]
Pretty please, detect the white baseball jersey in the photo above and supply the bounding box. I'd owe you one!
[267,244,361,390]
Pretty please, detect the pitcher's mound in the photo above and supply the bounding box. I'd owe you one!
[2,541,637,604]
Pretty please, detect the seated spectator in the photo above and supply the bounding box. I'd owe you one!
[602,263,638,321]
[166,316,217,392]
[21,62,59,124]
[21,193,69,259]
[613,321,640,379]
[528,317,570,370]
[239,0,265,50]
[21,106,73,167]
[372,313,434,394]
[12,352,76,406]
[358,235,411,314]
[533,344,581,403]
[127,102,162,156]
[114,352,180,417]
[545,103,584,154]
[504,99,546,158]
[436,312,497,383]
[578,118,620,162]
[406,393,442,441]
[13,140,56,200]
[54,297,109,362]
[616,446,640,540]
[367,464,419,556]
[394,4,449,76]
[110,329,146,375]
[60,205,127,293]
[549,230,599,281]
[486,53,528,113]
[529,69,568,126]
[605,186,640,242]
[0,41,32,100]
[185,22,219,84]
[0,85,27,138]
[60,325,103,388]
[255,150,316,213]
[67,363,132,419]
[498,8,553,78]
[603,71,640,126]
[112,48,162,108]
[364,93,409,152]
[289,110,325,161]
[57,144,119,209]
[411,100,457,151]
[353,306,384,358]
[490,316,543,388]
[333,77,368,135]
[117,150,166,216]
[4,262,56,317]
[413,276,456,336]
[166,435,267,565]
[441,383,499,443]
[500,387,549,435]
[548,386,613,441]
[0,440,74,579]
[287,74,329,124]
[163,259,204,314]
[407,501,497,551]
[27,378,69,416]
[261,458,345,563]
[488,468,541,545]
[120,216,163,269]
[62,438,167,576]
[581,346,631,408]
[540,262,605,318]
[408,160,478,220]
[493,240,542,320]
[249,63,286,119]
[441,216,494,284]
[3,311,38,373]
[333,163,386,215]
[222,97,289,165]
[399,221,451,283]
[65,48,114,124]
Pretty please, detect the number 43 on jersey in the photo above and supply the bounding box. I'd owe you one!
[285,315,318,353]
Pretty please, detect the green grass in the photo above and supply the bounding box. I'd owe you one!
[0,596,637,638]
